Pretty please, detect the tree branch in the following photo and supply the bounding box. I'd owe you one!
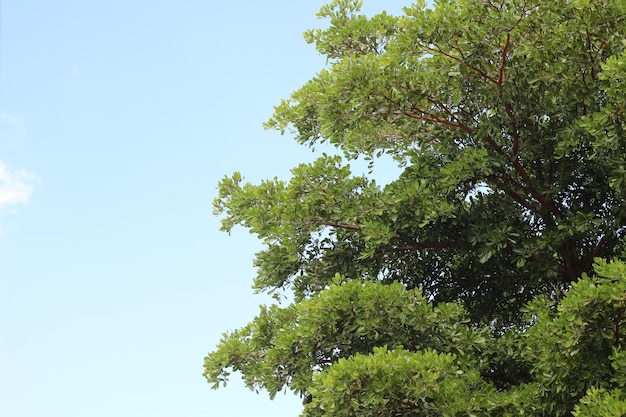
[585,25,598,82]
[422,43,499,85]
[391,242,461,251]
[587,232,615,269]
[400,110,476,133]
[426,97,466,127]
[326,222,361,231]
[377,93,477,134]
[487,174,542,214]
[559,238,582,282]
[510,158,560,219]
[497,33,511,86]
[504,102,519,157]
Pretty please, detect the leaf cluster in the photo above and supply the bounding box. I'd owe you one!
[223,0,626,325]
[206,0,626,415]
[206,260,626,415]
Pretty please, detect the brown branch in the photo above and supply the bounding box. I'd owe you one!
[399,110,476,133]
[516,4,540,26]
[510,158,560,218]
[559,239,582,282]
[484,0,501,11]
[587,232,615,268]
[487,174,542,214]
[481,135,507,158]
[584,222,626,273]
[452,39,467,60]
[420,42,500,85]
[497,33,511,86]
[585,25,598,82]
[481,128,558,222]
[378,93,476,134]
[391,241,461,251]
[380,92,401,107]
[498,32,520,164]
[457,105,479,123]
[504,103,519,157]
[326,222,361,231]
[485,139,559,226]
[426,97,464,126]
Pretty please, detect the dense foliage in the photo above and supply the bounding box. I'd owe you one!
[205,0,626,415]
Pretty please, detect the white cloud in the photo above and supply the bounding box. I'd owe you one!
[0,161,36,233]
[0,112,19,125]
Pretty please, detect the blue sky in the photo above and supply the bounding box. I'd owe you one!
[0,2,407,416]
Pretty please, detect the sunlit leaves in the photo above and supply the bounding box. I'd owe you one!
[206,260,626,415]
[207,0,626,415]
[204,279,490,399]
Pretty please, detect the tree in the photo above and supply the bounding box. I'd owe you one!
[205,0,626,415]
[206,259,626,416]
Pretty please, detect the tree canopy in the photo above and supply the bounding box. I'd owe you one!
[204,0,626,415]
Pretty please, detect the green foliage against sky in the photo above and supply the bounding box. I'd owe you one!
[206,0,626,415]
